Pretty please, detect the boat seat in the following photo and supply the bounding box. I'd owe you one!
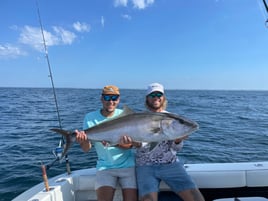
[75,174,96,190]
[74,165,268,191]
[213,197,268,201]
[246,169,268,187]
[73,168,247,191]
[183,162,268,188]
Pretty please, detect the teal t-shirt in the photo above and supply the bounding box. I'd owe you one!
[83,108,135,170]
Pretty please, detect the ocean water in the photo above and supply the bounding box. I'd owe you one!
[1,88,268,201]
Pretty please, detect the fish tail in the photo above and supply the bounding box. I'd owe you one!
[61,135,73,160]
[50,128,75,160]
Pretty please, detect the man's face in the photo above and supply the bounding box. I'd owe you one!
[101,94,120,113]
[146,91,164,110]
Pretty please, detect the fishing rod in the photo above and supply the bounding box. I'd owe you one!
[36,0,71,174]
[263,0,268,13]
[262,0,268,27]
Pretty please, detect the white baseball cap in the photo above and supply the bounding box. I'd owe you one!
[146,83,164,95]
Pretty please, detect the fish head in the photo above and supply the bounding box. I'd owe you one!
[160,114,199,140]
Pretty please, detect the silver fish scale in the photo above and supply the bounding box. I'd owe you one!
[84,112,198,144]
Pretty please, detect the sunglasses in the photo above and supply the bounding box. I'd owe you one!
[102,95,119,101]
[148,92,163,98]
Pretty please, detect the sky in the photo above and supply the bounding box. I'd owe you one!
[0,0,268,90]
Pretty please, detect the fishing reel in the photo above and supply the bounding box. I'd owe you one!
[45,145,64,171]
[52,146,63,161]
[52,143,71,174]
[52,139,64,163]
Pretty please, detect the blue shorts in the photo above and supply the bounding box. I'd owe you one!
[136,161,196,197]
[95,167,137,190]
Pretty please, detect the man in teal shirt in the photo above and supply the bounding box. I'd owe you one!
[76,85,137,201]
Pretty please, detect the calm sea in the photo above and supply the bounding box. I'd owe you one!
[1,88,268,201]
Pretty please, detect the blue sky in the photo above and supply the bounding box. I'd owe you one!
[1,0,268,90]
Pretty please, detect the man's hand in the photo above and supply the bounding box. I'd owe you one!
[120,135,133,144]
[118,135,141,148]
[75,130,91,152]
[117,135,133,148]
[75,130,88,143]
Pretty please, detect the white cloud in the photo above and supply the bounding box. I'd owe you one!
[122,14,132,20]
[19,25,60,51]
[114,0,128,7]
[53,26,76,45]
[9,25,19,31]
[101,16,105,27]
[114,0,154,9]
[0,44,26,58]
[132,0,154,9]
[18,25,76,51]
[73,21,90,32]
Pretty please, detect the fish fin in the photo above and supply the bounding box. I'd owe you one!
[120,105,135,116]
[83,105,135,134]
[105,105,134,120]
[151,127,161,133]
[50,128,75,160]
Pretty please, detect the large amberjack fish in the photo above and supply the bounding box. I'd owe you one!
[51,106,199,159]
